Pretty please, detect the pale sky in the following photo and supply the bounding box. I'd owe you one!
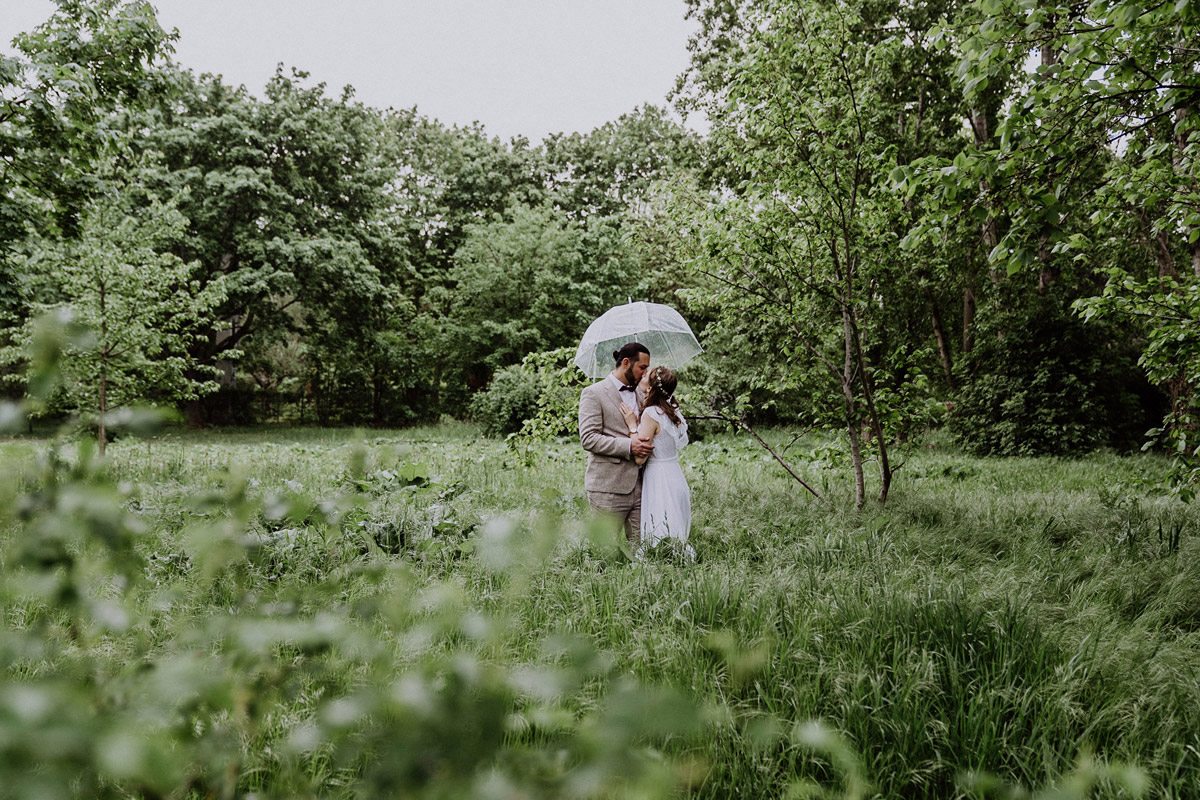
[2,0,704,142]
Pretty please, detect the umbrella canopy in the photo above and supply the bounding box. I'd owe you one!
[574,301,702,379]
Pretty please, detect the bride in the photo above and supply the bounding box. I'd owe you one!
[620,365,694,559]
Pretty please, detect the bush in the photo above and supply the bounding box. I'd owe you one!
[468,364,541,437]
[469,348,588,440]
[950,299,1153,457]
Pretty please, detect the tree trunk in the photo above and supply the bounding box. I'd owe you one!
[971,107,1001,272]
[98,364,107,457]
[867,382,892,505]
[967,105,1000,352]
[962,277,977,355]
[98,282,107,456]
[1143,211,1179,279]
[924,284,955,388]
[841,303,865,510]
[1173,106,1200,277]
[1036,240,1056,295]
[842,302,892,504]
[846,414,866,511]
[184,399,205,428]
[1036,37,1058,295]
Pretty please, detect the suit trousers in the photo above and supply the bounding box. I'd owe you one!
[587,475,642,547]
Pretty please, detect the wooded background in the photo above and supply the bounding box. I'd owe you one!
[2,0,1197,500]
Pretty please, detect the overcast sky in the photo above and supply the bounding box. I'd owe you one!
[2,0,703,142]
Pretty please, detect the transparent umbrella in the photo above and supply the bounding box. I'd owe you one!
[574,301,703,379]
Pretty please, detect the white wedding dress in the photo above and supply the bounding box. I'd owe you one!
[640,405,694,558]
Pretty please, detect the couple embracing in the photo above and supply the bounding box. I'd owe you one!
[578,342,694,558]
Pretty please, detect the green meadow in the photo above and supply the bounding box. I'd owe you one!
[3,425,1197,798]
[4,0,1199,797]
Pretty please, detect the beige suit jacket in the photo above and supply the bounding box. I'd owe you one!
[579,378,642,495]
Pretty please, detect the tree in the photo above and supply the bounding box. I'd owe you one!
[4,160,227,453]
[134,67,414,424]
[414,109,703,412]
[672,0,966,507]
[897,0,1199,477]
[0,0,173,242]
[1077,274,1200,498]
[385,112,549,291]
[923,0,1200,278]
[542,105,705,219]
[1,0,174,398]
[441,204,637,409]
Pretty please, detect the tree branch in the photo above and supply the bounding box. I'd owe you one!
[691,409,827,503]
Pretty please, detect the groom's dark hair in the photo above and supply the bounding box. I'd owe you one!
[612,342,650,365]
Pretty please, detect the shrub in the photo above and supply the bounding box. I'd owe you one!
[468,364,541,437]
[950,299,1152,457]
[469,347,587,439]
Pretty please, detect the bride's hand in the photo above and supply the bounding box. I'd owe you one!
[619,401,638,430]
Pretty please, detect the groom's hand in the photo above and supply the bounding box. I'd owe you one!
[630,435,654,459]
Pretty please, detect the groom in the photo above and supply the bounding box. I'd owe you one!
[579,342,654,546]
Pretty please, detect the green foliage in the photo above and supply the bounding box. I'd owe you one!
[470,347,586,440]
[136,66,414,424]
[0,0,175,399]
[669,0,970,505]
[443,205,636,410]
[5,0,1192,474]
[0,0,174,245]
[922,0,1200,277]
[0,426,707,799]
[542,104,706,219]
[2,161,228,440]
[100,56,699,423]
[468,364,540,437]
[517,347,591,440]
[949,299,1146,457]
[896,0,1199,484]
[1077,272,1200,499]
[305,300,436,427]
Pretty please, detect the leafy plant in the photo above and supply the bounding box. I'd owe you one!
[950,299,1146,457]
[1077,273,1200,501]
[4,166,229,454]
[471,346,587,442]
[469,363,541,437]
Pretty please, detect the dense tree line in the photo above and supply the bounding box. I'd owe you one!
[661,0,1197,503]
[1,0,1196,496]
[0,1,704,439]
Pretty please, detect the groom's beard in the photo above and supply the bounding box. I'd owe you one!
[620,366,636,387]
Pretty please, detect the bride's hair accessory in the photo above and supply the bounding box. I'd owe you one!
[646,365,682,427]
[651,366,673,398]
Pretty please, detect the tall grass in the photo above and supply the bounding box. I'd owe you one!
[3,424,1197,798]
